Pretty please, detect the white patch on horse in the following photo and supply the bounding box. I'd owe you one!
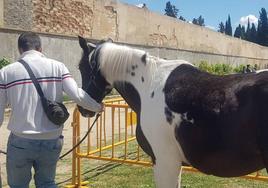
[256,69,268,73]
[182,112,194,124]
[97,43,193,187]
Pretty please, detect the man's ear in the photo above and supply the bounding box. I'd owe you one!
[37,47,42,53]
[18,48,23,55]
[107,38,113,43]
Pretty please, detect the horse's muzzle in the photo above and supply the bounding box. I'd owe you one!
[77,105,96,117]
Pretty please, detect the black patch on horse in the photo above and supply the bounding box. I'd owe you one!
[114,81,156,164]
[165,107,174,125]
[151,91,154,98]
[141,54,147,65]
[164,64,268,177]
[141,76,144,82]
[132,65,136,70]
[131,72,135,76]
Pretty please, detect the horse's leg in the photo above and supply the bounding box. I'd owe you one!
[142,122,184,188]
[153,152,182,188]
[140,105,185,188]
[136,119,182,187]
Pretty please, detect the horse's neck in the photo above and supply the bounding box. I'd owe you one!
[111,59,159,113]
[114,82,141,114]
[102,47,192,111]
[112,58,187,111]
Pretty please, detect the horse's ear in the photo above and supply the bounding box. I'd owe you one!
[78,36,89,53]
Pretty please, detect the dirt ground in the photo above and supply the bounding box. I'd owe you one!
[0,102,93,187]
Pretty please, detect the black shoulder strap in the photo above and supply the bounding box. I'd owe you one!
[18,59,44,98]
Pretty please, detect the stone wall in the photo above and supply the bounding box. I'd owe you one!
[2,0,268,60]
[31,0,118,40]
[1,0,268,67]
[0,0,3,26]
[4,0,33,30]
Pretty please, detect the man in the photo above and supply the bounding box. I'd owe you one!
[0,32,103,188]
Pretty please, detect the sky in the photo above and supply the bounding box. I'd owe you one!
[119,0,267,31]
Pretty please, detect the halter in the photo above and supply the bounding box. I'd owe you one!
[86,44,111,96]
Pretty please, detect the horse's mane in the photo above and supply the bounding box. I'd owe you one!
[99,43,158,84]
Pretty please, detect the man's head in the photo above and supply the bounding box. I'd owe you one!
[18,32,42,54]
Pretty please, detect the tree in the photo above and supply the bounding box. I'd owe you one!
[164,1,178,18]
[192,18,198,25]
[241,25,246,39]
[218,22,225,33]
[225,15,232,36]
[257,8,268,46]
[245,18,251,41]
[192,15,205,26]
[234,24,242,38]
[250,23,258,43]
[179,16,186,21]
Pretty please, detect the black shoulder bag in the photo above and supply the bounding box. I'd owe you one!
[19,59,69,126]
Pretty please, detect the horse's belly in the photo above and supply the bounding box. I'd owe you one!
[192,151,264,177]
[175,121,264,177]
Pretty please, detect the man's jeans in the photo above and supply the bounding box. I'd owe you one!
[6,134,63,188]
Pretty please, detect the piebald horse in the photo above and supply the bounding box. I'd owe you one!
[77,36,268,188]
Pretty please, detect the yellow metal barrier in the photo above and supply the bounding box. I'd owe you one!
[65,98,268,187]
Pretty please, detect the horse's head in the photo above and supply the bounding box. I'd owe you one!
[78,36,113,117]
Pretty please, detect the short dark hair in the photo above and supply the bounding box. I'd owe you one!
[18,32,41,52]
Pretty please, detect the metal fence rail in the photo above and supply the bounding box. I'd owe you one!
[65,98,268,188]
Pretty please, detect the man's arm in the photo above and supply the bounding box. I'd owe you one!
[0,71,6,126]
[62,72,102,112]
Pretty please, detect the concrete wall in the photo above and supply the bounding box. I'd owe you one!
[0,29,83,85]
[1,28,268,87]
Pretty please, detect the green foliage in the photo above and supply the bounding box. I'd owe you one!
[63,94,70,101]
[198,61,213,73]
[164,1,178,18]
[250,23,258,43]
[232,7,268,46]
[179,16,186,21]
[218,22,225,33]
[0,58,10,69]
[192,15,205,26]
[225,15,232,36]
[257,8,268,46]
[234,24,242,38]
[198,61,253,75]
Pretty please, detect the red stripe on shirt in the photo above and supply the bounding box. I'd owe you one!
[62,75,72,80]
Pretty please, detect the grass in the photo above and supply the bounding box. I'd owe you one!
[52,138,268,188]
[55,160,268,188]
[15,131,267,188]
[181,171,268,188]
[16,130,268,188]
